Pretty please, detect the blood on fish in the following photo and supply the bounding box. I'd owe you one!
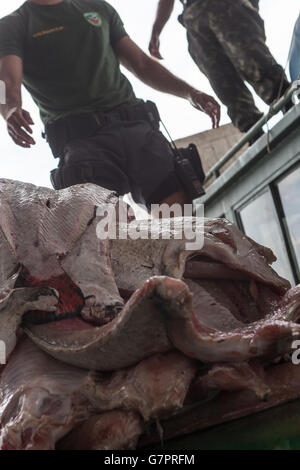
[16,266,84,324]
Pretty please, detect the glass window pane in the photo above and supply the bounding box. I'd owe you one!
[277,166,300,280]
[239,190,294,284]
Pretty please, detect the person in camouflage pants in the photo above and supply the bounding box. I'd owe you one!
[149,0,291,133]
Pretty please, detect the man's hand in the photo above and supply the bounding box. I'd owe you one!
[149,0,175,59]
[6,107,35,148]
[188,90,221,129]
[149,32,163,60]
[0,56,35,148]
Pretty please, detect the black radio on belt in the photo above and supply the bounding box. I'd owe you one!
[173,144,206,200]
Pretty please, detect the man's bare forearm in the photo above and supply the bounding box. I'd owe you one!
[0,56,35,147]
[0,56,23,120]
[152,0,175,36]
[130,53,195,100]
[118,37,220,128]
[0,84,22,120]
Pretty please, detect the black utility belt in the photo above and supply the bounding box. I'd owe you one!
[44,100,161,159]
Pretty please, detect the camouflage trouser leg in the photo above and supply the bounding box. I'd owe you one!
[185,16,262,132]
[183,0,290,132]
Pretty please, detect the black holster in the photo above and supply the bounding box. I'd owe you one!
[174,144,206,199]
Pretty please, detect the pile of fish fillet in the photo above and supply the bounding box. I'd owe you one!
[0,178,300,450]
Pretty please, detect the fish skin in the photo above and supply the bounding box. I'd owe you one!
[25,276,300,369]
[0,180,291,369]
[0,339,196,450]
[1,180,300,451]
[110,217,290,295]
[0,287,58,362]
[0,179,123,327]
[24,277,182,370]
[189,361,271,400]
[166,281,300,363]
[57,411,143,450]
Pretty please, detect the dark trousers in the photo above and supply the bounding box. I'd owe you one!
[182,0,290,132]
[49,103,181,207]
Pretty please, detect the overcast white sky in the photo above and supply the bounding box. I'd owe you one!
[0,0,299,188]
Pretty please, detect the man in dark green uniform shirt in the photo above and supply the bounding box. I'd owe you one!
[0,0,220,209]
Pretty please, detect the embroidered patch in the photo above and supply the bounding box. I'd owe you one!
[83,12,102,27]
